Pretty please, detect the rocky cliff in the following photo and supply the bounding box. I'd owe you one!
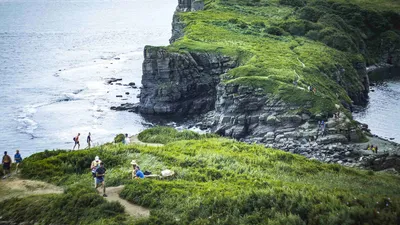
[138,0,400,163]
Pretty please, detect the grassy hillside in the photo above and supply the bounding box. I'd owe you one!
[167,0,400,115]
[1,127,399,224]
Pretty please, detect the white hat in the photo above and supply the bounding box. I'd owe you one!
[130,160,137,165]
[95,156,99,161]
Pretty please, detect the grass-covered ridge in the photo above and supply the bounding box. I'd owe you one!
[138,126,218,144]
[2,127,399,224]
[166,0,400,114]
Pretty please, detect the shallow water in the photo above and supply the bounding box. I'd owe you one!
[353,67,400,143]
[0,0,176,156]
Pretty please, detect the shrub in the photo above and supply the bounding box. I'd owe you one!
[114,133,125,143]
[279,0,305,7]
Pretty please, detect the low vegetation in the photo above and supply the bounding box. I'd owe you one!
[1,127,399,224]
[166,0,400,115]
[138,126,218,144]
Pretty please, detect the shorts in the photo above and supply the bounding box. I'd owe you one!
[3,163,10,170]
[75,141,80,145]
[96,177,104,184]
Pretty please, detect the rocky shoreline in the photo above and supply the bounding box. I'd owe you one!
[122,0,400,172]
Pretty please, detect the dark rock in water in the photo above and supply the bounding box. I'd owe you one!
[390,138,395,140]
[116,95,123,98]
[116,83,122,86]
[110,103,139,112]
[114,57,120,60]
[122,98,128,100]
[125,92,130,95]
[128,82,136,86]
[105,78,122,84]
[370,89,375,92]
[136,94,140,98]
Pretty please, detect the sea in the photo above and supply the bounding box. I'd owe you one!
[0,0,176,156]
[353,67,400,143]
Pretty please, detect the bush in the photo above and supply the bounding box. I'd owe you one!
[0,185,127,225]
[266,26,287,36]
[279,0,305,7]
[114,133,125,143]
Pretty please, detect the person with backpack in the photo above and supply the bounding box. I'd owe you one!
[95,162,107,197]
[91,156,101,188]
[2,151,12,179]
[86,132,92,149]
[73,133,80,150]
[14,150,22,174]
[124,133,130,145]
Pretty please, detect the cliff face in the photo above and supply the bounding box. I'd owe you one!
[138,0,400,163]
[139,47,237,115]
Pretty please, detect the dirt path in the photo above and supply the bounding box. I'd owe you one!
[130,135,164,147]
[104,185,150,218]
[0,177,63,201]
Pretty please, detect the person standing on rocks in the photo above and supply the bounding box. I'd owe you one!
[14,150,22,174]
[73,133,80,150]
[86,132,92,149]
[2,151,12,179]
[95,162,107,197]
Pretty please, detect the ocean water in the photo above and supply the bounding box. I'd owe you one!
[0,0,176,156]
[353,67,400,143]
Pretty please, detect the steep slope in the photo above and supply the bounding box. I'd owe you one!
[138,0,400,157]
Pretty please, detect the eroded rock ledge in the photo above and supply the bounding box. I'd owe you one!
[139,46,237,115]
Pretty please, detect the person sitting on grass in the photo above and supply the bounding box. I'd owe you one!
[14,150,22,174]
[130,160,139,179]
[95,162,107,197]
[134,166,145,179]
[2,151,12,179]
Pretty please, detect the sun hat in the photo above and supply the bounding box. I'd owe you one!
[95,156,99,161]
[130,160,137,165]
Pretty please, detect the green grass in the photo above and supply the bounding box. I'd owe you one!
[163,0,400,115]
[3,127,399,224]
[138,126,219,144]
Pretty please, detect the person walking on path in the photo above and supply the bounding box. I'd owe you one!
[95,162,107,197]
[73,133,81,150]
[2,151,12,179]
[86,132,92,149]
[91,156,102,188]
[124,133,130,145]
[14,150,22,174]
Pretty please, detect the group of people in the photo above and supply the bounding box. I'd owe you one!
[89,156,145,197]
[2,150,22,179]
[366,144,379,154]
[73,132,93,150]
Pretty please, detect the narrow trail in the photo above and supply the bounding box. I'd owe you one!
[103,185,150,218]
[0,177,63,201]
[130,135,164,147]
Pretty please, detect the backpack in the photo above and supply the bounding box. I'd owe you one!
[144,171,152,175]
[73,137,76,141]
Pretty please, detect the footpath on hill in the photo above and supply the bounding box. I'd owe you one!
[0,177,63,201]
[130,135,164,147]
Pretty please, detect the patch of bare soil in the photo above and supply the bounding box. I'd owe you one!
[0,177,63,201]
[104,185,150,218]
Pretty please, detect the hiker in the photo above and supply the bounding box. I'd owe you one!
[14,150,22,174]
[372,146,376,153]
[86,132,92,149]
[91,156,102,188]
[2,151,12,179]
[366,144,371,150]
[313,87,316,94]
[130,160,138,179]
[73,133,80,150]
[124,133,130,145]
[95,162,107,197]
[134,166,145,179]
[308,85,312,92]
[370,145,374,152]
[375,145,378,154]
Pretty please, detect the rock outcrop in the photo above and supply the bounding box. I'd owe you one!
[139,46,237,115]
